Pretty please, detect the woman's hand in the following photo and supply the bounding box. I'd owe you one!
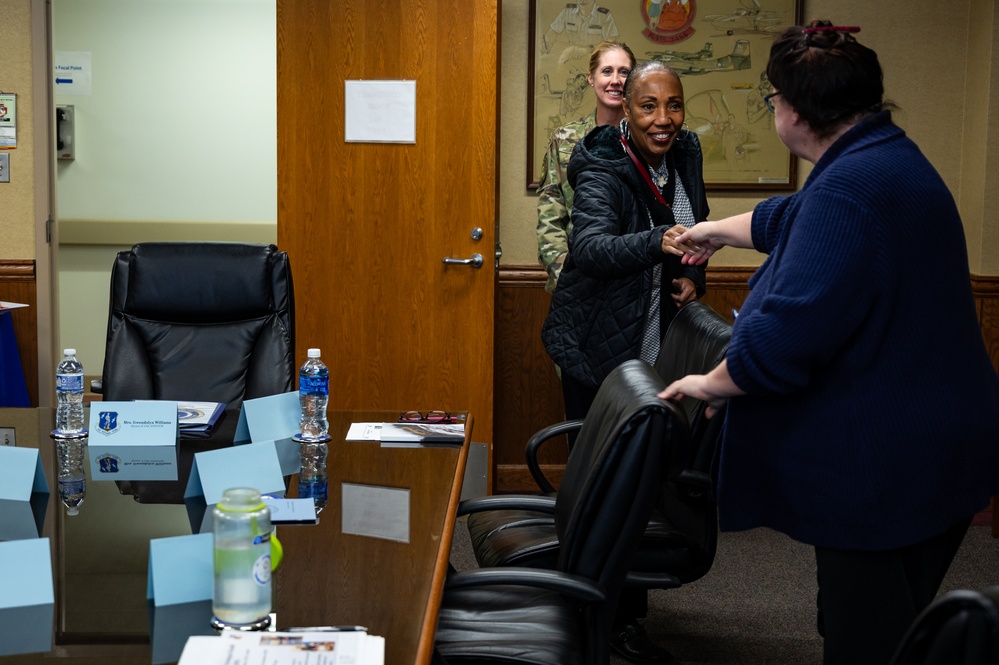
[657,360,743,419]
[671,277,696,307]
[658,374,728,419]
[660,224,690,256]
[663,222,731,265]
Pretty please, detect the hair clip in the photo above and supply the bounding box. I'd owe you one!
[802,25,861,34]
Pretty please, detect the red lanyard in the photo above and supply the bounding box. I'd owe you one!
[620,132,671,209]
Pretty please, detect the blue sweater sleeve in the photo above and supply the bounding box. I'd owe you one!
[727,186,885,395]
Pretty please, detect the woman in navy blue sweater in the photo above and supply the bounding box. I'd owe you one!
[661,20,999,665]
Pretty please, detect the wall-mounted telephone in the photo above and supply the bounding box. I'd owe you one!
[56,105,75,160]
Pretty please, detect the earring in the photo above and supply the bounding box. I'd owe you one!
[619,118,630,140]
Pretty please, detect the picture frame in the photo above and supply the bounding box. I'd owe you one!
[528,0,802,190]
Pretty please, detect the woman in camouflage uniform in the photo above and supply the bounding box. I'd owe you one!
[536,40,636,294]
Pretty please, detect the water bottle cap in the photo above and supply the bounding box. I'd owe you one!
[307,348,321,358]
[63,348,76,356]
[217,487,266,512]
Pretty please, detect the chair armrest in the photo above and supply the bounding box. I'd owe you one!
[624,571,683,590]
[457,494,556,518]
[444,567,605,604]
[525,419,584,494]
[90,379,103,395]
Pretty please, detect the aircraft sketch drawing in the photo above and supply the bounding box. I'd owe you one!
[647,40,751,76]
[649,42,715,63]
[702,0,788,36]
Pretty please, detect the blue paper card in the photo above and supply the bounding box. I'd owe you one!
[0,447,50,541]
[147,532,213,606]
[183,441,285,506]
[0,538,54,656]
[235,391,300,444]
[0,446,49,500]
[234,391,303,475]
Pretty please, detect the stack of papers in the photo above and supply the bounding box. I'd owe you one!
[262,496,318,525]
[179,629,384,664]
[177,401,226,438]
[346,422,465,446]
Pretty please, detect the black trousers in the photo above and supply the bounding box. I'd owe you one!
[814,517,971,665]
[561,370,649,623]
[561,370,599,423]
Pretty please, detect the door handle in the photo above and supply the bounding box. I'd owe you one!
[442,253,484,269]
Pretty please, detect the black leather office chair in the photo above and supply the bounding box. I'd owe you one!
[94,242,295,410]
[466,301,731,594]
[435,360,679,664]
[890,586,999,664]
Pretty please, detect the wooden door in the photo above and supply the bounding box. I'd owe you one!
[276,0,497,446]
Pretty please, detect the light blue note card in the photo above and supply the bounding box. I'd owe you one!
[147,532,213,606]
[234,391,300,445]
[234,390,303,475]
[183,440,285,506]
[0,445,49,501]
[0,538,54,656]
[0,447,50,540]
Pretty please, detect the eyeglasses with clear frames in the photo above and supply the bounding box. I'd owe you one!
[763,92,781,114]
[399,410,454,423]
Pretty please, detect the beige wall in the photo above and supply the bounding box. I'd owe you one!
[0,0,37,260]
[2,0,998,367]
[498,0,998,271]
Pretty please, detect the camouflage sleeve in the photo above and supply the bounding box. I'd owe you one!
[537,134,571,293]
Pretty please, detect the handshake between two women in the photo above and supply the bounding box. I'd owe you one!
[660,210,755,266]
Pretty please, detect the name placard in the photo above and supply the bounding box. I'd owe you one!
[88,401,179,481]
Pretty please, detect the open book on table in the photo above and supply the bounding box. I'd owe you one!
[346,421,465,446]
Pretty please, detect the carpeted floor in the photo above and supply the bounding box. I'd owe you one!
[449,520,999,664]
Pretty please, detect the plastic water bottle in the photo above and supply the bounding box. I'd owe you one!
[298,348,329,441]
[298,440,328,513]
[55,434,87,516]
[55,348,86,435]
[211,488,273,629]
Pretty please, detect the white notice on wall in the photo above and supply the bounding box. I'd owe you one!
[0,93,16,148]
[54,52,93,96]
[344,80,416,144]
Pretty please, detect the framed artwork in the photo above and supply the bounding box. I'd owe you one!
[528,0,802,190]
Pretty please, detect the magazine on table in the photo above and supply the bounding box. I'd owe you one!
[176,401,226,436]
[345,421,465,446]
[178,628,384,664]
[136,400,227,438]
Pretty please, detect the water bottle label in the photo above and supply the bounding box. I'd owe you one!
[300,375,329,395]
[299,481,328,503]
[253,553,272,586]
[56,373,84,392]
[59,479,86,494]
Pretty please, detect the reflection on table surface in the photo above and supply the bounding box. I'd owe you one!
[0,407,471,665]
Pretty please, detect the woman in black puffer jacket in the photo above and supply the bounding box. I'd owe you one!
[542,60,709,422]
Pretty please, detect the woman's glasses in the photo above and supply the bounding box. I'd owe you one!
[763,92,782,114]
[399,410,454,423]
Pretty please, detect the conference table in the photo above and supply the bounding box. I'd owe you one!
[0,406,472,665]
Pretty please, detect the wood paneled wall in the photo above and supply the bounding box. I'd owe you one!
[0,260,38,406]
[494,265,999,494]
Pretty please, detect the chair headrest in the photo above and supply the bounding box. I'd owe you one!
[654,302,732,384]
[120,242,285,322]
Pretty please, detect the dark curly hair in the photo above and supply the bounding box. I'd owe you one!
[767,20,889,140]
